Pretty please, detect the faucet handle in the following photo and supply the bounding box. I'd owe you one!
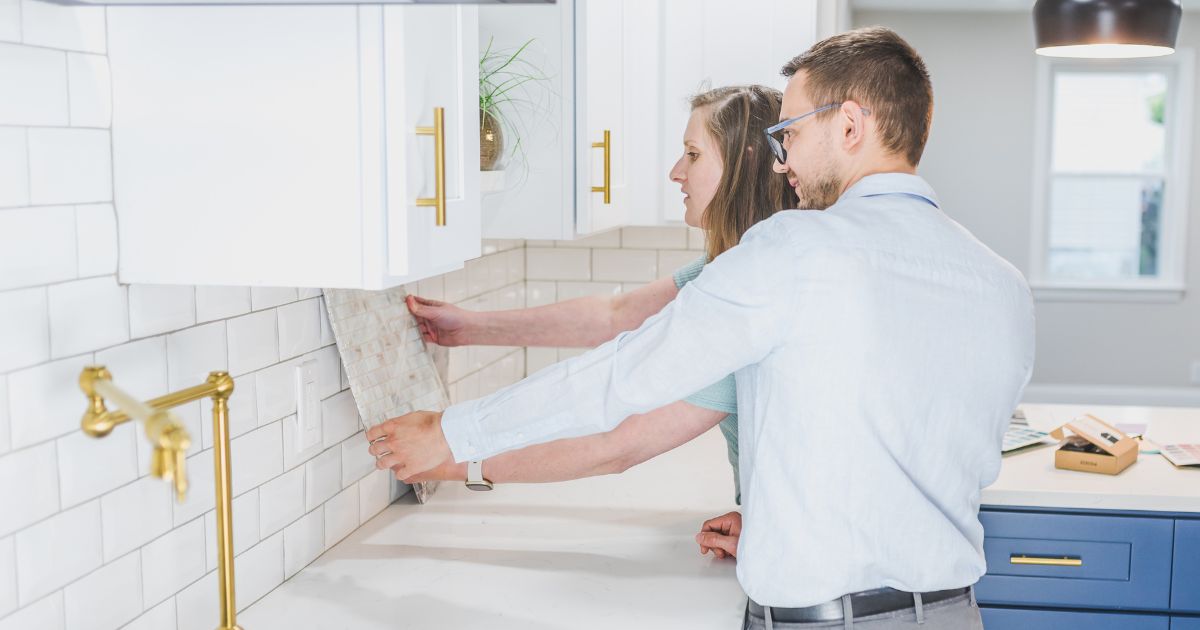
[173,447,188,502]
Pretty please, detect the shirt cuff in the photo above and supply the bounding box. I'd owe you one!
[440,399,488,463]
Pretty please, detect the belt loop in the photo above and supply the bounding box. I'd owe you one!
[913,592,925,624]
[764,605,774,630]
[969,586,978,608]
[842,594,854,630]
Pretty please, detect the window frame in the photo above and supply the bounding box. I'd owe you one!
[1029,50,1194,302]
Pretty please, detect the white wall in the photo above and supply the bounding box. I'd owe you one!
[854,10,1200,395]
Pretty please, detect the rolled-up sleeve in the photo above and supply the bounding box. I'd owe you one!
[440,223,799,463]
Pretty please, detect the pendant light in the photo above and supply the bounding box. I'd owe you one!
[1034,0,1182,58]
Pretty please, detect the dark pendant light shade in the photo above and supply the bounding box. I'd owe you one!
[1034,0,1182,58]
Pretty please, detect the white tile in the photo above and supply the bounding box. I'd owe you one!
[20,0,105,52]
[323,486,358,548]
[558,347,586,360]
[66,52,109,127]
[0,287,49,373]
[0,205,76,290]
[554,229,621,248]
[140,518,205,607]
[358,469,391,524]
[0,0,18,42]
[525,248,590,281]
[441,268,468,303]
[166,321,226,390]
[129,284,196,338]
[320,389,359,450]
[57,422,137,508]
[416,276,444,302]
[15,500,101,605]
[0,377,7,455]
[297,287,322,300]
[280,413,321,473]
[524,281,556,308]
[525,239,554,248]
[258,467,303,538]
[525,347,558,376]
[506,248,526,285]
[688,226,707,251]
[464,256,488,298]
[48,276,127,358]
[173,571,216,630]
[277,299,321,360]
[303,447,340,511]
[226,310,277,376]
[340,432,374,488]
[0,43,67,126]
[94,336,168,400]
[282,506,323,579]
[591,249,658,283]
[28,127,111,205]
[255,360,301,427]
[620,226,689,249]
[172,448,214,526]
[0,128,28,207]
[659,249,702,277]
[64,552,142,630]
[317,297,335,347]
[250,287,296,311]
[100,476,172,562]
[556,281,622,301]
[195,286,251,323]
[7,354,91,449]
[75,203,117,277]
[231,423,282,496]
[0,592,63,630]
[204,490,258,572]
[0,443,57,538]
[199,374,258,444]
[234,532,283,609]
[311,346,342,400]
[120,599,175,630]
[0,536,14,618]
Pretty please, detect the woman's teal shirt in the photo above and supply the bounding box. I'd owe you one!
[673,256,741,504]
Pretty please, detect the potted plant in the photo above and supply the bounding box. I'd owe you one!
[478,37,549,172]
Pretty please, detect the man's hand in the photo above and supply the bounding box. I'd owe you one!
[406,295,472,346]
[695,511,741,560]
[366,411,453,482]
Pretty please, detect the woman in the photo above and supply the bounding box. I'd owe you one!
[404,85,796,559]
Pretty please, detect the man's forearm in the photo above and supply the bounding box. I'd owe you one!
[470,296,618,347]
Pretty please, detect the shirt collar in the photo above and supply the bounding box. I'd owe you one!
[838,173,940,209]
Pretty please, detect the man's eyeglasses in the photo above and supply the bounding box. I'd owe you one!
[764,103,871,165]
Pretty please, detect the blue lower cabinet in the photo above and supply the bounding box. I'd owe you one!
[1173,520,1200,612]
[981,607,1169,629]
[1173,617,1200,630]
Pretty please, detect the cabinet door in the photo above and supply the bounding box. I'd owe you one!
[383,4,481,281]
[1174,520,1200,612]
[981,607,1169,630]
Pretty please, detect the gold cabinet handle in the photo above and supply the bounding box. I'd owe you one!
[1010,555,1083,567]
[416,107,447,226]
[590,129,611,205]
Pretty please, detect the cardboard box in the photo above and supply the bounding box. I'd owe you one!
[1050,414,1139,475]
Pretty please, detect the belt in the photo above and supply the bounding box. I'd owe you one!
[748,587,971,623]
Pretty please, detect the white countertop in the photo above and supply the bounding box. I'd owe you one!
[242,403,1200,629]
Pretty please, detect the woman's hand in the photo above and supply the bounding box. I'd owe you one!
[695,511,741,560]
[406,295,472,346]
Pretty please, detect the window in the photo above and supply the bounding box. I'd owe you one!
[1031,52,1193,300]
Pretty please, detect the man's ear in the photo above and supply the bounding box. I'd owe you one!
[840,100,867,152]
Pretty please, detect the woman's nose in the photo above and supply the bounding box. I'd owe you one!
[771,160,788,175]
[669,159,686,183]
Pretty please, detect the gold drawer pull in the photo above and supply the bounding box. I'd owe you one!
[590,129,611,204]
[1010,555,1083,567]
[416,107,448,226]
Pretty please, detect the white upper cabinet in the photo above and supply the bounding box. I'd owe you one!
[107,5,480,289]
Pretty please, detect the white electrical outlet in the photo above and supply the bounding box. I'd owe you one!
[1191,360,1200,386]
[296,359,322,451]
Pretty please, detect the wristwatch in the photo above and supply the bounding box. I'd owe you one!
[466,459,493,491]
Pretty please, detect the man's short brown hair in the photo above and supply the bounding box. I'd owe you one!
[781,27,933,166]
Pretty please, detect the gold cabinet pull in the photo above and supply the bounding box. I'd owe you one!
[590,129,611,204]
[1010,555,1083,567]
[416,107,448,226]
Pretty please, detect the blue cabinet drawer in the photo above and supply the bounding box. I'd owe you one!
[981,607,1169,630]
[1173,520,1200,612]
[1173,618,1200,630]
[978,510,1174,610]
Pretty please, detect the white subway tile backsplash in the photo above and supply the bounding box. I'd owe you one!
[0,43,67,126]
[121,598,175,630]
[231,424,282,496]
[94,336,167,400]
[20,0,106,52]
[591,249,657,282]
[358,469,391,524]
[75,203,117,277]
[525,347,558,375]
[57,422,137,508]
[66,52,110,127]
[442,268,468,303]
[506,248,526,285]
[526,247,590,281]
[8,353,91,449]
[129,284,196,338]
[173,571,216,630]
[317,297,335,347]
[280,414,320,473]
[15,500,101,605]
[553,229,620,248]
[204,490,259,571]
[100,476,172,562]
[234,532,283,609]
[277,298,321,360]
[282,506,323,579]
[0,442,58,538]
[0,591,63,630]
[320,389,359,450]
[166,321,227,390]
[63,551,142,630]
[250,287,297,311]
[340,432,374,489]
[0,0,19,42]
[0,537,15,618]
[524,281,556,308]
[555,281,622,301]
[226,310,278,376]
[416,276,444,302]
[311,345,342,400]
[620,226,689,250]
[255,360,299,425]
[140,518,205,608]
[0,205,77,290]
[659,249,701,277]
[688,227,707,250]
[48,276,127,358]
[323,486,358,548]
[304,447,340,511]
[465,256,489,297]
[0,128,28,207]
[199,375,258,444]
[195,286,251,323]
[258,467,303,538]
[0,287,49,373]
[28,128,111,205]
[172,449,214,527]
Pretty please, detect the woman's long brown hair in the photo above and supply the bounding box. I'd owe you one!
[690,85,798,261]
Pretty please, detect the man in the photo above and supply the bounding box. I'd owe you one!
[369,27,1035,629]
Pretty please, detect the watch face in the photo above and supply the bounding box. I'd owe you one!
[465,481,494,492]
